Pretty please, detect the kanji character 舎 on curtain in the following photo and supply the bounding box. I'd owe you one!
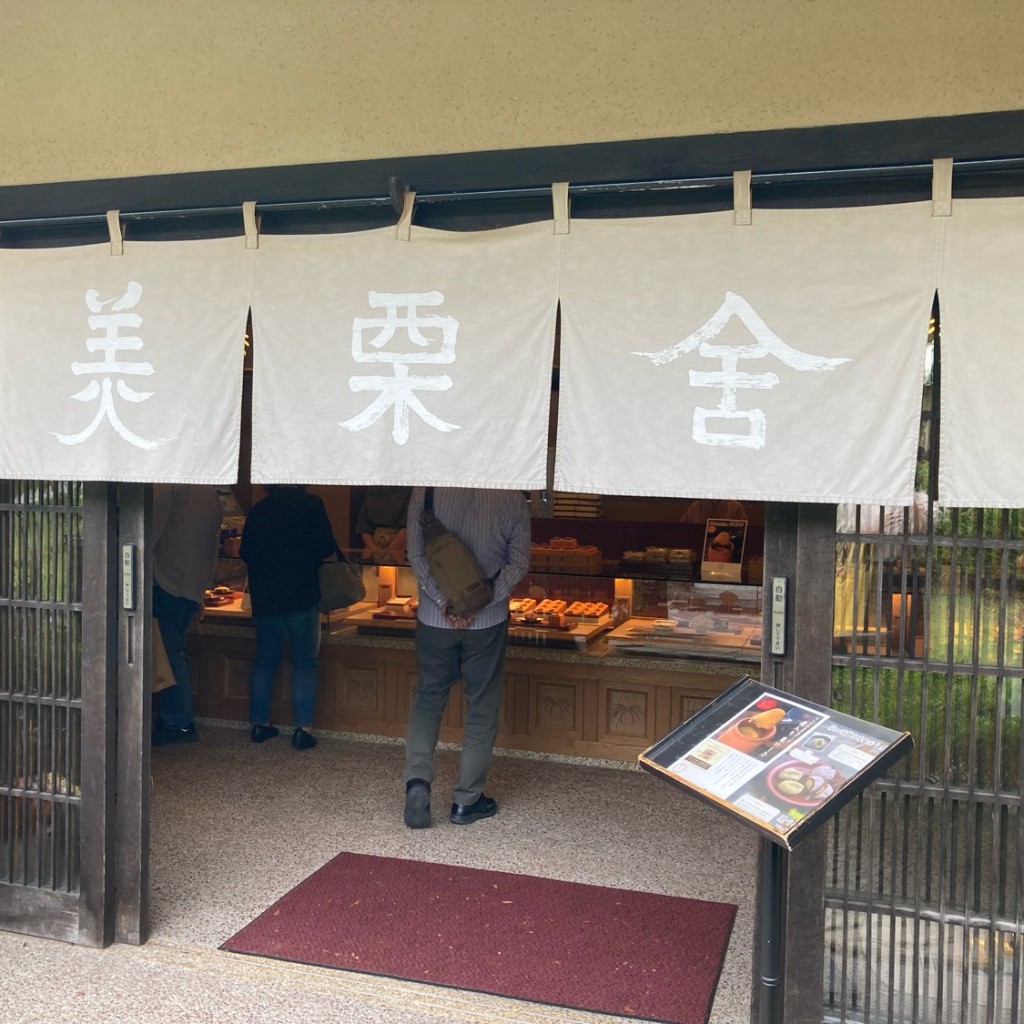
[556,204,939,504]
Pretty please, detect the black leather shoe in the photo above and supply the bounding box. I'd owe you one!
[450,794,497,825]
[250,723,279,743]
[404,779,431,829]
[152,722,199,746]
[291,727,317,750]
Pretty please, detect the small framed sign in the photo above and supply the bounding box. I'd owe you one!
[700,517,747,583]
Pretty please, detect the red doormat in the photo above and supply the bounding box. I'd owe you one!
[221,852,736,1024]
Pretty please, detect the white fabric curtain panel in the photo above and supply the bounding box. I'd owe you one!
[556,204,939,504]
[0,238,252,483]
[938,197,1024,508]
[250,222,560,488]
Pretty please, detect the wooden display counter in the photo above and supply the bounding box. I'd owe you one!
[186,620,758,762]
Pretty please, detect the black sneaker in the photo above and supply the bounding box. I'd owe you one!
[291,727,317,750]
[152,722,199,746]
[404,779,431,829]
[450,794,497,825]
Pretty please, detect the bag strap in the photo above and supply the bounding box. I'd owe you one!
[421,486,442,532]
[420,488,497,587]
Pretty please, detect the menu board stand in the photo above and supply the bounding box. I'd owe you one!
[638,676,913,1024]
[759,836,785,1024]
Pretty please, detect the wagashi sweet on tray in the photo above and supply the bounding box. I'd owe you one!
[566,601,610,619]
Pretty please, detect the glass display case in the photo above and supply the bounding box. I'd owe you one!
[204,490,765,662]
[342,495,764,661]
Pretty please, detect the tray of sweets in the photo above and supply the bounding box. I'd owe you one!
[508,617,610,649]
[510,598,610,626]
[607,615,761,661]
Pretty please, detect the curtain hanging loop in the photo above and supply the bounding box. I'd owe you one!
[552,182,570,235]
[105,210,123,255]
[242,200,259,248]
[396,189,416,241]
[733,170,752,226]
[932,158,954,217]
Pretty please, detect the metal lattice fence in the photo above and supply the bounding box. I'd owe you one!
[0,480,84,891]
[826,503,1024,1023]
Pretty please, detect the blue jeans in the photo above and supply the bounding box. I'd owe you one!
[153,583,199,731]
[249,604,321,728]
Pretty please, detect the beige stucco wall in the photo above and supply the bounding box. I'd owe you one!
[2,0,1023,186]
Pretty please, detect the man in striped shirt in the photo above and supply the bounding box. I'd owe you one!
[403,487,531,828]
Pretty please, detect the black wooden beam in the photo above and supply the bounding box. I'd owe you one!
[2,109,1024,235]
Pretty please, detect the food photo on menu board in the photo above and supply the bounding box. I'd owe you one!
[638,679,913,849]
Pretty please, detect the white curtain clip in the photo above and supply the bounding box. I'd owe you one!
[106,210,123,255]
[552,182,570,235]
[396,190,416,241]
[242,201,259,249]
[733,171,752,226]
[932,158,953,217]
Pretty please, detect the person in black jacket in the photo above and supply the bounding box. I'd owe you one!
[240,485,337,750]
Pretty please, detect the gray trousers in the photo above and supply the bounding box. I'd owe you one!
[403,619,509,805]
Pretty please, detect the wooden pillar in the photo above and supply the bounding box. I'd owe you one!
[753,502,836,1024]
[113,483,151,945]
[78,483,118,947]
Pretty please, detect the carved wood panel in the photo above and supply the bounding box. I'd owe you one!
[319,658,385,723]
[526,674,586,741]
[597,680,654,746]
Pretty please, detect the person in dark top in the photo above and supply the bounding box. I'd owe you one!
[151,484,223,746]
[240,485,337,750]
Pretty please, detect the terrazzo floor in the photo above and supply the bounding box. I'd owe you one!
[0,723,757,1024]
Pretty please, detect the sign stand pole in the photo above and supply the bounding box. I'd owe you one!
[758,836,786,1024]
